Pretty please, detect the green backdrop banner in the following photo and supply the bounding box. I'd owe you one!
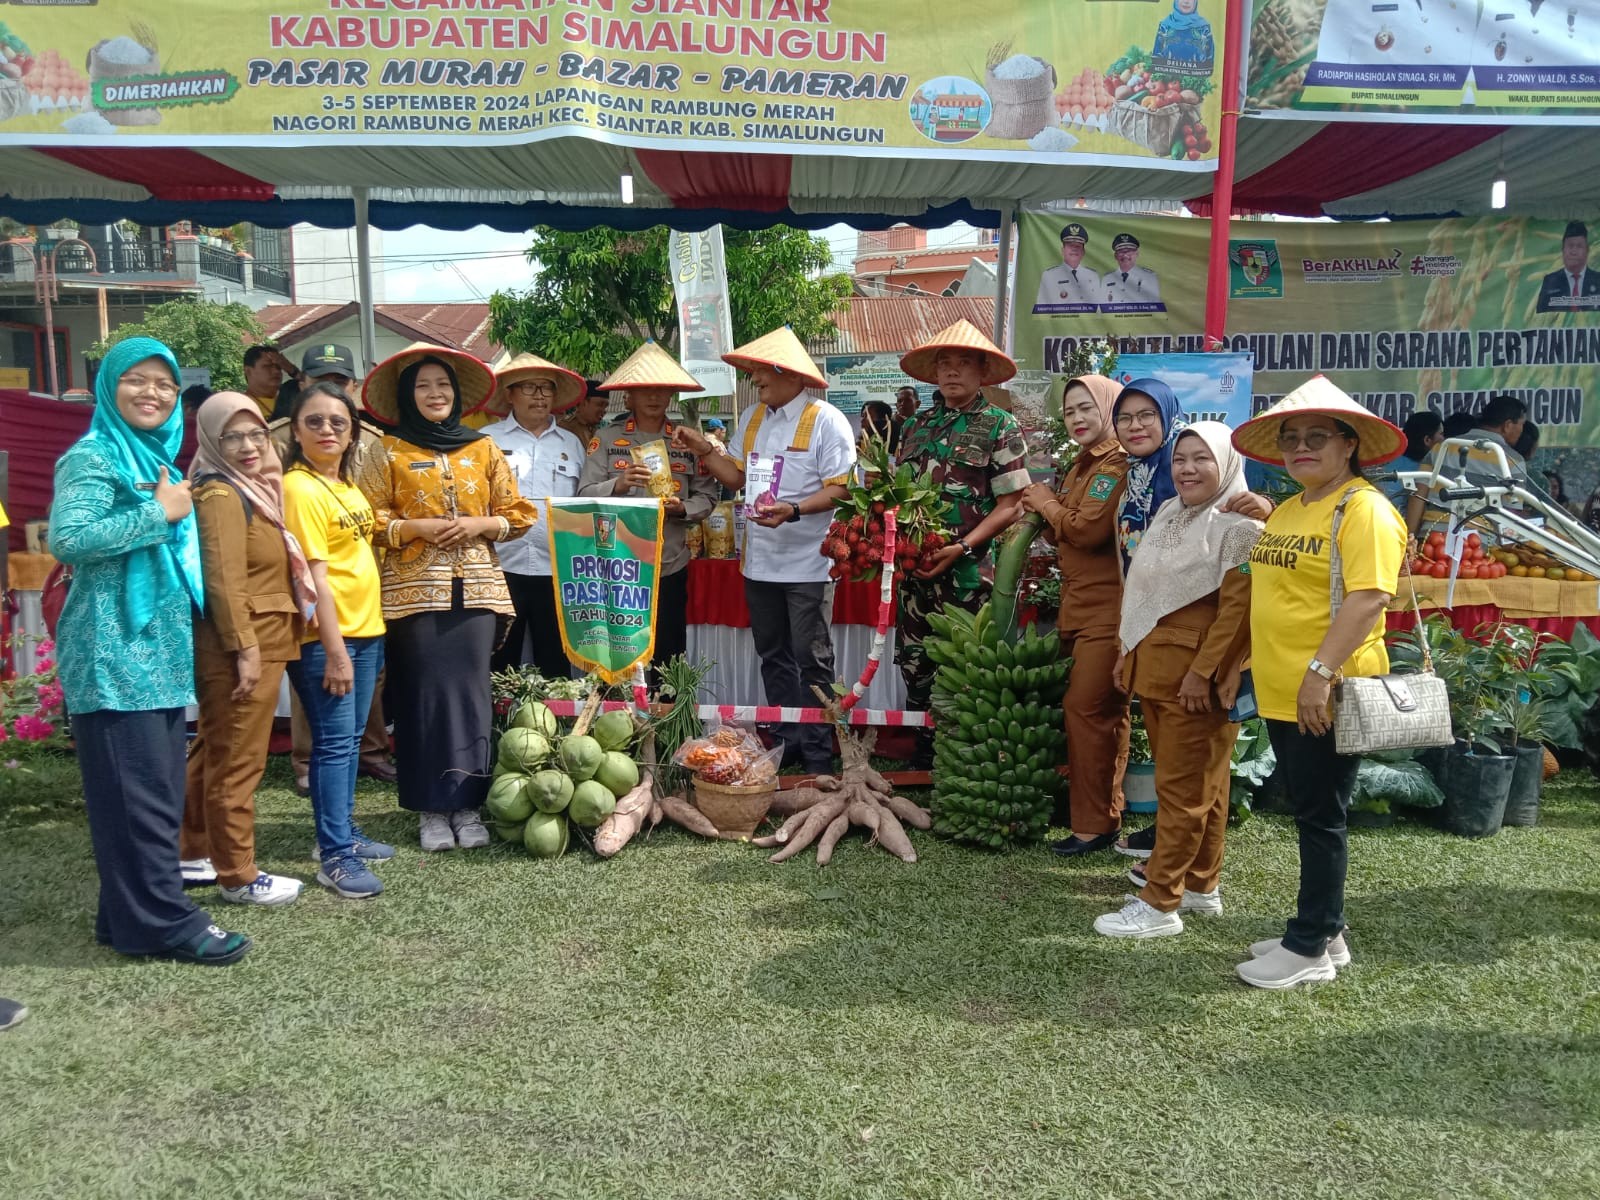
[1013,210,1600,446]
[548,498,664,684]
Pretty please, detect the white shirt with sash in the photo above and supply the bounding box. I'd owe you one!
[732,395,856,584]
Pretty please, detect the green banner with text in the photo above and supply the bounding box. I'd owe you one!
[548,497,663,684]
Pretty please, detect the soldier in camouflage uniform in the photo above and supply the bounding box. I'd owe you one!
[896,321,1032,764]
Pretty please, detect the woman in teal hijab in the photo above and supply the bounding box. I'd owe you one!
[49,337,251,965]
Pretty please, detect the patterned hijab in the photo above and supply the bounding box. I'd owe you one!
[190,392,319,622]
[1115,378,1189,568]
[1119,422,1263,653]
[87,338,204,630]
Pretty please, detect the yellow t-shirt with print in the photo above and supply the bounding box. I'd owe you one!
[1247,480,1406,722]
[283,466,386,642]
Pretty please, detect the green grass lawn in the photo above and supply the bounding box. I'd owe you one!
[3,756,1599,1199]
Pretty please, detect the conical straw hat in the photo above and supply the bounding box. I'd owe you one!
[1231,375,1405,467]
[721,325,827,390]
[482,351,587,417]
[362,342,496,424]
[598,340,702,392]
[899,319,1017,386]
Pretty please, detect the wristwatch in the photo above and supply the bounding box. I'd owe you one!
[957,538,977,558]
[1307,658,1337,681]
[786,502,803,524]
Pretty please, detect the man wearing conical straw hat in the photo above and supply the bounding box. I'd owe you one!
[896,319,1032,765]
[481,351,590,677]
[580,341,721,680]
[674,325,856,775]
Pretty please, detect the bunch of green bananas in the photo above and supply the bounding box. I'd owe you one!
[924,602,1070,848]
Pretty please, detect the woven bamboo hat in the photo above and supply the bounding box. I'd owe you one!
[721,325,827,390]
[482,351,586,417]
[1232,375,1405,466]
[362,342,496,424]
[598,340,702,392]
[900,319,1017,386]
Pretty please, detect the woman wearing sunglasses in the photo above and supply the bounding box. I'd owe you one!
[359,344,537,853]
[1230,377,1406,989]
[283,381,391,899]
[180,392,317,906]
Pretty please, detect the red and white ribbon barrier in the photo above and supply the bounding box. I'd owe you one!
[537,698,932,728]
[839,506,897,713]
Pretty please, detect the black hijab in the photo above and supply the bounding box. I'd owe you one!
[394,355,485,453]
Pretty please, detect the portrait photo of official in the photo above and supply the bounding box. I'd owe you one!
[1034,223,1101,310]
[1536,221,1600,313]
[1101,232,1161,304]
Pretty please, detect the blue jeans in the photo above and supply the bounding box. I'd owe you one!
[288,637,383,860]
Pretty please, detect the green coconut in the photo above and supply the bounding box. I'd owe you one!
[522,810,570,858]
[559,734,604,782]
[593,751,640,799]
[497,728,551,774]
[511,700,559,737]
[592,709,636,753]
[527,769,575,814]
[486,773,534,823]
[491,820,527,844]
[568,779,618,828]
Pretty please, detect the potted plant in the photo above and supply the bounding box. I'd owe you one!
[1349,753,1445,827]
[1495,691,1551,827]
[1228,717,1275,823]
[1123,705,1156,814]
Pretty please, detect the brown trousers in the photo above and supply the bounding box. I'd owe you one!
[181,648,287,888]
[290,672,390,779]
[1136,642,1239,912]
[1061,627,1130,837]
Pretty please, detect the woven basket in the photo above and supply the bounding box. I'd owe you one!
[1109,99,1199,156]
[693,777,775,838]
[984,59,1057,141]
[88,39,162,127]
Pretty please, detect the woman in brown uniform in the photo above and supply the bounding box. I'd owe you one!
[1020,374,1131,857]
[1094,422,1263,938]
[180,392,317,905]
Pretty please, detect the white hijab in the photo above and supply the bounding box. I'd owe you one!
[1119,421,1264,654]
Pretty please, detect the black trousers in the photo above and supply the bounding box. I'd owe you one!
[388,601,496,814]
[651,566,689,686]
[74,708,213,955]
[1266,719,1361,957]
[494,572,572,678]
[743,578,835,770]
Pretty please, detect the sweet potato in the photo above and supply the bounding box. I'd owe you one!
[883,793,932,830]
[592,774,655,858]
[659,793,720,839]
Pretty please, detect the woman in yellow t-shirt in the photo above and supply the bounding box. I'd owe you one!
[283,381,390,900]
[1231,377,1407,990]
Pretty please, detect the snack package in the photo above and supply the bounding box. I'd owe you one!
[733,502,748,558]
[746,452,785,511]
[630,439,676,498]
[705,500,736,558]
[673,721,781,787]
[685,520,705,558]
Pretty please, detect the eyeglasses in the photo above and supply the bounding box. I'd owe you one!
[120,373,178,399]
[510,381,557,397]
[1276,429,1349,452]
[219,429,270,449]
[1114,409,1161,429]
[301,414,351,433]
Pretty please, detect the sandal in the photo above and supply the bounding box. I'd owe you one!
[1115,825,1156,859]
[1127,862,1147,887]
[157,924,252,967]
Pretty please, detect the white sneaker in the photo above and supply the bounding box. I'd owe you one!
[1250,931,1351,968]
[1094,895,1184,939]
[180,857,217,886]
[450,807,490,850]
[219,872,303,906]
[1236,945,1337,989]
[1179,887,1223,916]
[420,812,456,852]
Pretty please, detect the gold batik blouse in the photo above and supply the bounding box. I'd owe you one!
[358,435,538,620]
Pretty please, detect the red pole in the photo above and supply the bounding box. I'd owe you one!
[42,254,60,399]
[1203,0,1247,350]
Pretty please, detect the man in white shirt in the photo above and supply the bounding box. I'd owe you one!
[673,327,856,774]
[481,352,588,676]
[1034,223,1101,311]
[1101,232,1162,306]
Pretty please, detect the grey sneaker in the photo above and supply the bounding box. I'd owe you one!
[420,812,456,853]
[1250,931,1351,968]
[1179,887,1223,916]
[450,807,491,850]
[1093,895,1184,939]
[1236,945,1337,990]
[0,998,27,1031]
[317,854,384,899]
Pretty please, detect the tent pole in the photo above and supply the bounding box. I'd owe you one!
[992,203,1015,348]
[353,187,377,375]
[1203,0,1247,349]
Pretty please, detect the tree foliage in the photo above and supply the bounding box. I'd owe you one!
[90,299,264,393]
[487,226,852,380]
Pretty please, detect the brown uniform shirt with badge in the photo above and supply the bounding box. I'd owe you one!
[576,418,719,576]
[897,397,1032,592]
[1036,437,1129,634]
[191,477,305,662]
